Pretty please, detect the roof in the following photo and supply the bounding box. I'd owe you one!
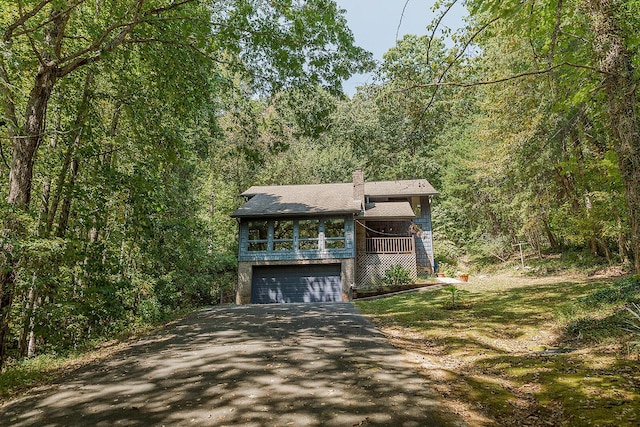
[366,179,438,197]
[232,178,437,218]
[231,183,361,218]
[362,202,416,219]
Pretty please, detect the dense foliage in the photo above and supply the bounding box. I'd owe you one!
[0,0,371,369]
[238,0,640,277]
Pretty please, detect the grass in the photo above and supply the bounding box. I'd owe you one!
[355,272,640,427]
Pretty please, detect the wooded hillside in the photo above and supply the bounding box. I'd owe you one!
[1,0,639,369]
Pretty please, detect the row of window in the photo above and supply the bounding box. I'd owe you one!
[246,218,345,252]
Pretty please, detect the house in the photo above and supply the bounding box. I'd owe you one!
[231,169,437,304]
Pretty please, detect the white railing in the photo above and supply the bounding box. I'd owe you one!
[365,237,414,254]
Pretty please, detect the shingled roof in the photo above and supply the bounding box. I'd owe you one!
[366,179,437,197]
[232,183,361,218]
[231,177,437,218]
[362,201,416,219]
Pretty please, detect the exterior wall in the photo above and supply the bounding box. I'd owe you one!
[235,196,436,298]
[355,221,366,254]
[414,196,435,273]
[236,258,355,304]
[238,217,355,262]
[236,216,356,304]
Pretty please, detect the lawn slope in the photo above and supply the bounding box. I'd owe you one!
[356,272,640,427]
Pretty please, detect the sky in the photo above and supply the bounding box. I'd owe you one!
[334,0,467,95]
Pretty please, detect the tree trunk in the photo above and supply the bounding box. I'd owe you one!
[0,6,63,369]
[0,267,16,368]
[46,71,93,236]
[18,276,38,358]
[543,217,558,249]
[57,157,79,238]
[8,65,58,207]
[617,216,629,264]
[588,0,640,274]
[46,143,73,235]
[0,65,58,369]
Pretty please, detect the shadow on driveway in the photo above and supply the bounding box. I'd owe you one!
[1,303,458,426]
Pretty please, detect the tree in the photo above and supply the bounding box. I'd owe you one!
[585,0,640,273]
[0,0,372,368]
[421,0,640,272]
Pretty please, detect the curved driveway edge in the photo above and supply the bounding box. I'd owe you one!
[1,303,458,426]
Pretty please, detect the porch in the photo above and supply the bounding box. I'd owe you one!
[356,236,418,288]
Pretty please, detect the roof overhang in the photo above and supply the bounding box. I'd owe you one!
[360,201,416,220]
[231,210,360,219]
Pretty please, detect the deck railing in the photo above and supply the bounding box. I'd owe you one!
[365,237,414,254]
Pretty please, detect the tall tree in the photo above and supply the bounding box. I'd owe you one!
[586,0,640,273]
[429,0,640,272]
[0,0,372,368]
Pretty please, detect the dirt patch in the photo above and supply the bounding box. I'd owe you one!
[377,325,573,427]
[588,265,631,279]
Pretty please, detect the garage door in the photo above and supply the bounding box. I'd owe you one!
[251,264,342,304]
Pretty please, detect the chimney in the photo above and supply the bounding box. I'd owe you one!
[353,168,364,210]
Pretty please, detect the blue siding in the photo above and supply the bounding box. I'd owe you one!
[238,217,355,262]
[414,197,434,271]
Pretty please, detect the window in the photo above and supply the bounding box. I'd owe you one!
[247,221,268,251]
[298,219,319,250]
[273,220,293,251]
[245,218,348,253]
[324,218,345,249]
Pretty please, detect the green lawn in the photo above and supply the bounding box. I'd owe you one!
[355,273,640,427]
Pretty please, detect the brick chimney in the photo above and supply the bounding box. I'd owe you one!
[353,168,365,210]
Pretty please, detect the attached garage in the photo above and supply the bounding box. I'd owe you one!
[251,264,342,304]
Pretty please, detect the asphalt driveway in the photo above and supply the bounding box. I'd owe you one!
[1,303,456,426]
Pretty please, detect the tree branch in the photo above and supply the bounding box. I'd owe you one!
[122,38,232,66]
[548,0,564,63]
[25,29,47,67]
[396,0,411,42]
[418,15,501,115]
[426,0,459,66]
[10,1,85,40]
[57,0,144,65]
[0,59,19,135]
[141,0,194,17]
[407,62,609,89]
[0,133,10,169]
[3,0,54,42]
[56,0,202,77]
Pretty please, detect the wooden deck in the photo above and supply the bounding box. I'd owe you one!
[365,237,414,254]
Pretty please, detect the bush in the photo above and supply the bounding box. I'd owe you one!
[382,264,413,287]
[437,261,457,277]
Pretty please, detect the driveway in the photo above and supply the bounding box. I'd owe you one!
[1,303,456,426]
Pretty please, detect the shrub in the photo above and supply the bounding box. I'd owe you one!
[437,261,457,277]
[442,285,469,309]
[382,264,413,287]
